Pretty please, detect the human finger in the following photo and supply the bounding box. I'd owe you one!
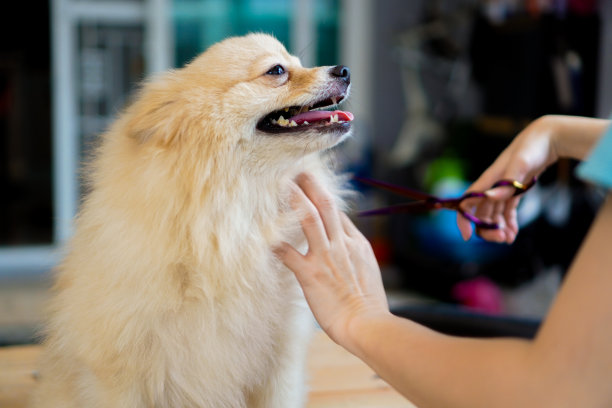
[493,199,510,242]
[484,173,536,202]
[291,183,330,253]
[296,173,343,242]
[503,197,521,243]
[339,212,360,238]
[274,242,309,283]
[457,212,474,241]
[461,164,534,243]
[457,154,512,240]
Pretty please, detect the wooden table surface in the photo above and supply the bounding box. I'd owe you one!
[0,330,415,407]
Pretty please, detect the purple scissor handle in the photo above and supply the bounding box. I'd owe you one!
[354,177,536,230]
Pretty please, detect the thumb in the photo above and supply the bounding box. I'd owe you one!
[485,174,535,201]
[485,185,517,201]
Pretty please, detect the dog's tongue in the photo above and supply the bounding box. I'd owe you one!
[289,110,354,125]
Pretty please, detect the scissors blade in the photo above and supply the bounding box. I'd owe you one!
[354,177,436,201]
[357,201,432,217]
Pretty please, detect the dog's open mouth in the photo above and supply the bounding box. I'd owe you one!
[256,94,353,134]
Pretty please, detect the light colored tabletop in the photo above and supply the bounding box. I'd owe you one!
[0,330,415,408]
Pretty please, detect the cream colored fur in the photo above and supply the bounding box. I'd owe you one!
[30,34,351,408]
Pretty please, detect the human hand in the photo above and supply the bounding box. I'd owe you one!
[275,173,390,349]
[457,115,560,243]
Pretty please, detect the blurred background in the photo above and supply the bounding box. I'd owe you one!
[1,0,611,344]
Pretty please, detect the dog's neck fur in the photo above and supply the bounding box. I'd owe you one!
[65,124,335,304]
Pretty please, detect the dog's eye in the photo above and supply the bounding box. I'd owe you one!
[266,65,286,76]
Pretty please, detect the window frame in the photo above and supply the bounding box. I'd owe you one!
[0,0,173,278]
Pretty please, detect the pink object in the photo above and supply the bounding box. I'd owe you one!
[568,0,597,15]
[289,110,353,124]
[451,277,504,314]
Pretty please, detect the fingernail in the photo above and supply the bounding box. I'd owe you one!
[296,172,311,184]
[484,188,498,198]
[485,186,514,199]
[273,243,287,257]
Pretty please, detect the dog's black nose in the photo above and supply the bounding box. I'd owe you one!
[330,65,350,84]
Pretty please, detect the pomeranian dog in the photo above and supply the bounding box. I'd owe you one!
[31,33,352,408]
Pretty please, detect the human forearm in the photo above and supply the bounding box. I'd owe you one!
[281,172,612,407]
[527,195,612,407]
[349,197,612,408]
[347,313,539,408]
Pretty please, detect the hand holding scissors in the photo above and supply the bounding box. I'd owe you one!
[355,176,535,231]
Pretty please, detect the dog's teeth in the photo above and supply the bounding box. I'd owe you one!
[331,97,338,105]
[277,116,290,127]
[290,120,297,127]
[330,114,339,123]
[303,121,309,125]
[284,108,289,112]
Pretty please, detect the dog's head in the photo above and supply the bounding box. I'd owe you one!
[126,33,353,160]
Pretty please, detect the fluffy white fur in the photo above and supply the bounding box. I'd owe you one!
[31,34,351,408]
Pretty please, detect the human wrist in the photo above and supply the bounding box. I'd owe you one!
[343,309,396,359]
[546,115,560,154]
[532,115,562,165]
[544,115,609,161]
[546,115,574,161]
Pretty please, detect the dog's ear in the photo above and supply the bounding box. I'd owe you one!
[125,98,189,146]
[125,77,190,146]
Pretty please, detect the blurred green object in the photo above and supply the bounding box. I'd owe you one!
[172,0,339,68]
[424,156,467,192]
